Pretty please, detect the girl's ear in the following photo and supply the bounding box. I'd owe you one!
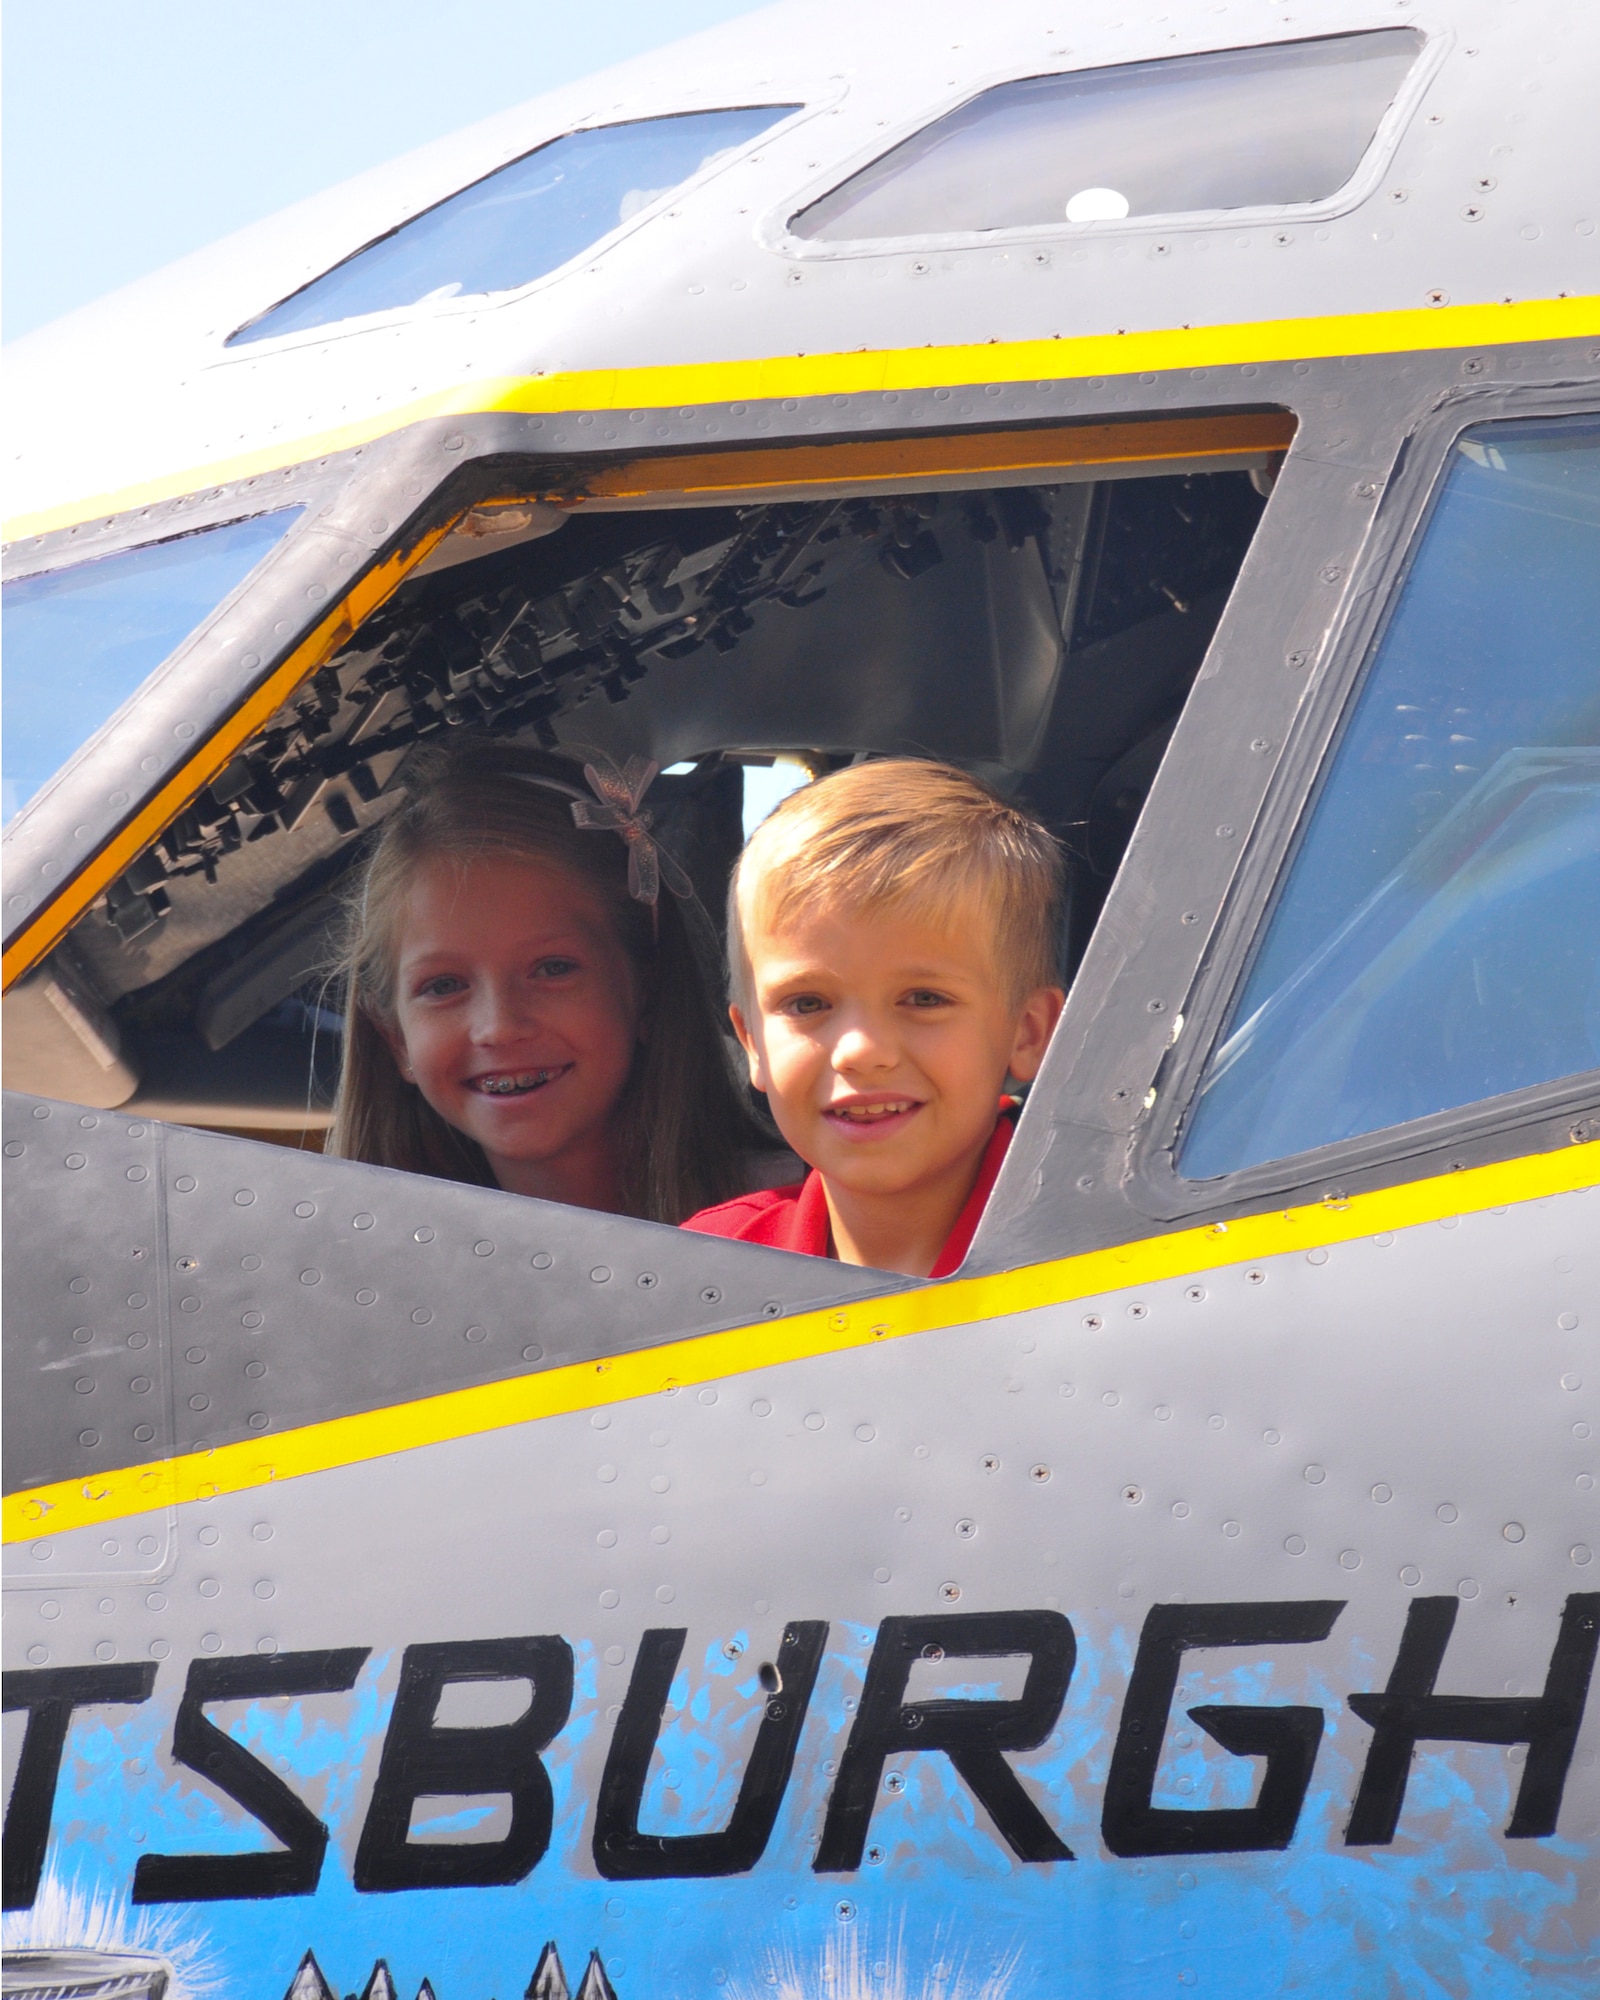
[729,1003,768,1093]
[374,1014,416,1083]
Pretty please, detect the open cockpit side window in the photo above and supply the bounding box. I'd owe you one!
[12,431,1276,1146]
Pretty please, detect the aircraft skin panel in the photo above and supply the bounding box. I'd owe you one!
[4,0,1595,537]
[4,1102,1596,1994]
[5,295,1595,546]
[3,1095,1596,1537]
[0,1099,893,1510]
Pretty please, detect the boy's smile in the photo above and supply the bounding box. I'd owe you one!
[731,900,1062,1275]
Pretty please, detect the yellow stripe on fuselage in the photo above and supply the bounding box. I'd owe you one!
[6,1139,1595,1543]
[7,295,1597,542]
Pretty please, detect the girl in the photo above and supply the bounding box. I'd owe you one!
[328,737,764,1221]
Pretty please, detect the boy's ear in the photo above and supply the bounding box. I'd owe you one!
[728,1003,768,1093]
[1006,986,1066,1085]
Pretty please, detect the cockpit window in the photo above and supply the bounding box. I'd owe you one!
[227,106,798,346]
[1180,416,1600,1178]
[1,508,302,823]
[791,30,1421,241]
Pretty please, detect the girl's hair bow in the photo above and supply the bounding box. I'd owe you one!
[517,752,693,907]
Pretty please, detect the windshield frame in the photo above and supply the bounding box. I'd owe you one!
[0,437,461,986]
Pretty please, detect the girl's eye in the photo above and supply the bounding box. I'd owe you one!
[904,989,952,1009]
[417,974,466,999]
[782,993,829,1017]
[534,957,581,979]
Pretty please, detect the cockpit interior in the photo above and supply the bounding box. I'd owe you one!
[20,455,1270,1142]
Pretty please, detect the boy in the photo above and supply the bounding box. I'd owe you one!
[683,760,1065,1277]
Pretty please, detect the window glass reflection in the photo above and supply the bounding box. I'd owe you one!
[792,31,1420,241]
[1,508,303,822]
[1181,417,1600,1177]
[229,106,796,346]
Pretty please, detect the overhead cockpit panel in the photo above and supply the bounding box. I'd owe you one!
[790,30,1425,243]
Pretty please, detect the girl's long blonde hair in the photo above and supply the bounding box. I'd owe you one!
[328,737,760,1222]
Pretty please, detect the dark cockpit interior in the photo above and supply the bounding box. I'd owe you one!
[36,463,1267,1139]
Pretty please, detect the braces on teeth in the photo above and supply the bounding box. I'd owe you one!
[478,1069,559,1094]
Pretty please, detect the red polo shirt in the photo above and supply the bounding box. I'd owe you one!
[682,1108,1015,1278]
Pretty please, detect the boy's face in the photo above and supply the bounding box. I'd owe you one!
[731,894,1063,1206]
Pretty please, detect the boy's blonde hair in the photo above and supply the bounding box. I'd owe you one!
[729,759,1064,1008]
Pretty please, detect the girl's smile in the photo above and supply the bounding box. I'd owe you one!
[467,1063,574,1096]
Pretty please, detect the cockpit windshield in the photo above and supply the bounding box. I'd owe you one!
[1,507,303,824]
[227,106,799,346]
[1181,416,1600,1175]
[791,31,1421,240]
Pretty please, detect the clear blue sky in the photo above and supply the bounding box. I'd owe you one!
[2,0,762,342]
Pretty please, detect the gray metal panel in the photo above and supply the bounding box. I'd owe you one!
[1,1101,175,1586]
[6,1164,1595,1993]
[0,1093,895,1496]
